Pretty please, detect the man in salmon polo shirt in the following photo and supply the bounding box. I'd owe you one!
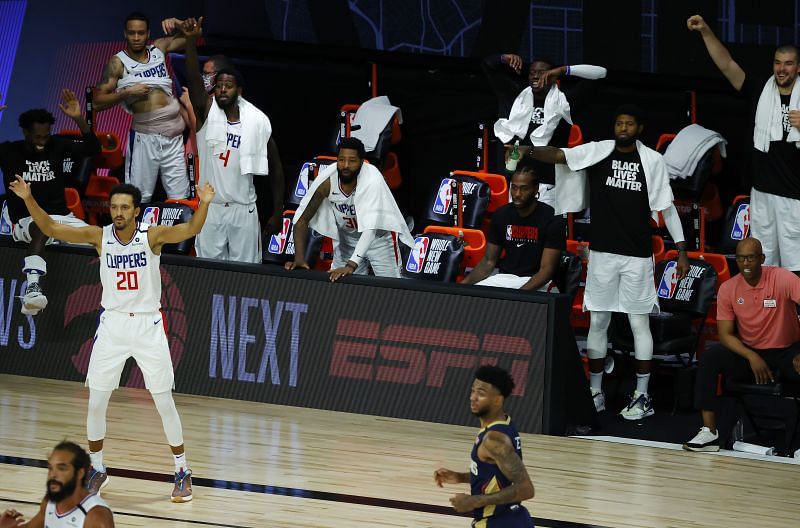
[683,237,800,452]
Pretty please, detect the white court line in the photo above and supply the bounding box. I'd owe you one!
[572,435,800,465]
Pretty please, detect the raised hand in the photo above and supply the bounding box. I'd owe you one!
[687,15,708,33]
[162,17,181,35]
[0,508,26,528]
[179,16,203,40]
[539,66,565,88]
[58,89,83,120]
[197,182,216,204]
[8,175,32,200]
[501,54,523,74]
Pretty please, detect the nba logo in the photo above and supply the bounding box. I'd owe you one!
[657,261,679,299]
[406,236,430,273]
[433,178,454,214]
[142,206,160,226]
[295,163,311,198]
[268,218,292,254]
[0,201,11,236]
[730,203,750,241]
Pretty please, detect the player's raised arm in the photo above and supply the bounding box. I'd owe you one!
[155,17,188,52]
[687,14,745,91]
[285,178,330,270]
[8,176,102,250]
[179,17,210,129]
[148,182,215,252]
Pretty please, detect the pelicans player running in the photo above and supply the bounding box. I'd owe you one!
[8,175,215,503]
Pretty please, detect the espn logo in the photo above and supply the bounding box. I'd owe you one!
[330,319,531,396]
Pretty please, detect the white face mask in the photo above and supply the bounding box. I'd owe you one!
[202,72,215,93]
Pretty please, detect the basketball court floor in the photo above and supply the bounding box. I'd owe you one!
[0,374,797,527]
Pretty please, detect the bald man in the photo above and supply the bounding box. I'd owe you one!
[684,238,800,452]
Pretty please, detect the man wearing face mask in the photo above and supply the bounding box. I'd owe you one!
[180,18,284,263]
[0,441,114,528]
[487,54,606,206]
[0,90,100,316]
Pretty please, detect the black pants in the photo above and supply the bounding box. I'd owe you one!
[694,342,800,411]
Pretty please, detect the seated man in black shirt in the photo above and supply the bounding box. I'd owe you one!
[531,105,690,420]
[461,158,565,290]
[0,90,100,315]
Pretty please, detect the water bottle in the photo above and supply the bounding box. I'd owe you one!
[505,140,520,172]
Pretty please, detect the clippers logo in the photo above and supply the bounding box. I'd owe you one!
[330,319,532,396]
[295,163,311,198]
[0,201,11,236]
[730,203,750,241]
[406,236,430,273]
[268,218,292,254]
[432,178,454,214]
[142,207,160,226]
[657,261,679,299]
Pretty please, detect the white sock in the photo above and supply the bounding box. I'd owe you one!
[174,452,187,473]
[635,373,651,395]
[23,255,46,284]
[590,372,603,393]
[89,450,105,472]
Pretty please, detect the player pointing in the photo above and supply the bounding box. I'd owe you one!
[8,175,215,503]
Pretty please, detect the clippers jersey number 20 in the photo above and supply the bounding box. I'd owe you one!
[116,270,139,290]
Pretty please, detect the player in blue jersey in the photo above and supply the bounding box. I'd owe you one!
[434,365,535,527]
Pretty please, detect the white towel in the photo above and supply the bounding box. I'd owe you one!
[493,85,572,145]
[554,140,674,221]
[205,96,272,175]
[293,163,414,248]
[753,75,800,152]
[663,124,727,180]
[350,96,402,153]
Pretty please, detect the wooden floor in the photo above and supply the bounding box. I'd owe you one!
[0,374,797,528]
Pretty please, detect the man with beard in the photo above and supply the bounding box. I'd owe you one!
[0,91,100,316]
[684,238,800,452]
[531,105,690,420]
[8,176,216,502]
[180,17,284,262]
[95,12,191,204]
[0,441,114,527]
[462,158,565,290]
[433,365,535,527]
[286,137,414,281]
[688,16,800,274]
[487,55,606,206]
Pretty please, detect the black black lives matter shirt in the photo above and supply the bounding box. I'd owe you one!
[587,149,652,258]
[0,132,100,223]
[488,201,566,276]
[743,71,800,199]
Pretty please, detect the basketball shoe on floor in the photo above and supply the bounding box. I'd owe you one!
[591,389,606,412]
[619,391,654,420]
[682,427,720,452]
[171,468,193,503]
[21,283,48,315]
[85,467,109,494]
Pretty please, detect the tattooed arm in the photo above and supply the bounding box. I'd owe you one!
[93,56,150,111]
[475,431,534,506]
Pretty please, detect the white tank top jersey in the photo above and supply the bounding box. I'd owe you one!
[44,493,109,528]
[197,120,256,204]
[100,222,161,313]
[114,45,174,97]
[327,170,359,235]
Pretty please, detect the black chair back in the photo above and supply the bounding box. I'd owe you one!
[425,175,490,228]
[401,233,464,282]
[138,202,195,255]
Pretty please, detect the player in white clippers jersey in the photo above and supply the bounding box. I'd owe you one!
[287,137,414,281]
[94,12,193,203]
[8,175,216,504]
[0,441,114,528]
[180,17,285,263]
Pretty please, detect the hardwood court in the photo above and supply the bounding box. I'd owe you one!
[0,374,797,528]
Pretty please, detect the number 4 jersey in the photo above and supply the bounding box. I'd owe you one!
[100,222,161,313]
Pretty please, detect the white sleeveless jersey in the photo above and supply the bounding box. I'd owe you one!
[115,45,173,98]
[327,170,359,237]
[100,222,161,313]
[197,120,256,204]
[44,493,109,528]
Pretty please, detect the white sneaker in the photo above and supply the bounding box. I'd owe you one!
[682,427,720,452]
[591,389,606,412]
[619,391,654,420]
[21,283,48,315]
